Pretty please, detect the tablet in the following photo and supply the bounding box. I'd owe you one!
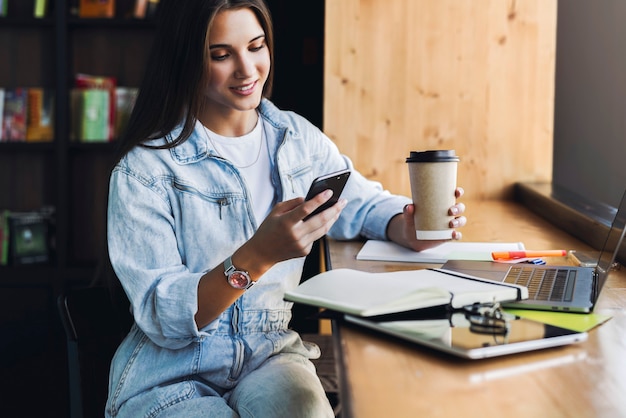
[344,309,587,359]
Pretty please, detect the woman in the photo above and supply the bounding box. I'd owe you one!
[106,0,466,416]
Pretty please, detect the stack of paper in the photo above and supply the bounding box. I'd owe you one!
[356,240,525,264]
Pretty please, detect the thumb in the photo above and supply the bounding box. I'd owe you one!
[403,203,415,226]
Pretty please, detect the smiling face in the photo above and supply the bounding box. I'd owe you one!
[204,8,271,123]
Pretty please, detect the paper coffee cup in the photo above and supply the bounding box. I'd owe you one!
[406,150,459,240]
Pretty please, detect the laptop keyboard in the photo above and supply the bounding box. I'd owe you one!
[504,266,577,302]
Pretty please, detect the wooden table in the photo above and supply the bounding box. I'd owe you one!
[328,200,626,418]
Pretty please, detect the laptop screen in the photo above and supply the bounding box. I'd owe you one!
[595,190,626,298]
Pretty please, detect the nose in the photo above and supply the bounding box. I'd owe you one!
[235,53,256,79]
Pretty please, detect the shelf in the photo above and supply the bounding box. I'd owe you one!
[68,141,120,152]
[0,142,55,152]
[0,264,58,286]
[0,17,54,27]
[67,17,157,29]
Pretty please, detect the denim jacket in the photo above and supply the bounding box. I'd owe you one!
[105,99,410,415]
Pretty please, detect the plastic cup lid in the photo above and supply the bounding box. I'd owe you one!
[406,150,460,163]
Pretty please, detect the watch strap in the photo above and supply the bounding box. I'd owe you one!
[224,256,237,277]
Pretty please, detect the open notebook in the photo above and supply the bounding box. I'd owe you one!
[284,268,527,317]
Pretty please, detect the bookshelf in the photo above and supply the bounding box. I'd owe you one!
[0,0,323,415]
[0,0,157,416]
[1,2,156,270]
[1,7,155,274]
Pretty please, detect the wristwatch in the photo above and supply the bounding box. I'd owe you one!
[223,256,254,290]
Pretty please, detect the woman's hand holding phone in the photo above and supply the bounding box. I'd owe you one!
[244,170,350,266]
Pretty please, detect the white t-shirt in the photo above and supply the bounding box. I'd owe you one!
[202,118,274,223]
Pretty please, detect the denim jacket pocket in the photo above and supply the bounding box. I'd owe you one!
[283,165,314,196]
[172,181,232,220]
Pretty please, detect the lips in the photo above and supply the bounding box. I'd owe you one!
[231,81,257,95]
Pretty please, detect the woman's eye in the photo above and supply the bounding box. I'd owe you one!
[250,44,265,52]
[211,53,229,61]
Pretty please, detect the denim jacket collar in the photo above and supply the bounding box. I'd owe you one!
[165,99,299,166]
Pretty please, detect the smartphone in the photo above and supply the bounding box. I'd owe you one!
[303,169,351,221]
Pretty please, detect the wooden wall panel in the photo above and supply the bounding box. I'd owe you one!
[324,0,557,199]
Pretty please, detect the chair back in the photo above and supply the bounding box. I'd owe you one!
[57,286,132,418]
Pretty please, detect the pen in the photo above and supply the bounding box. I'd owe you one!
[491,250,567,260]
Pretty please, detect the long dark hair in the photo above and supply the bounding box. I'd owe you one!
[116,0,275,160]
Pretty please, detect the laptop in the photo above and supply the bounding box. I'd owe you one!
[441,189,626,313]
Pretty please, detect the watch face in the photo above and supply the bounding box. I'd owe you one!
[229,271,251,289]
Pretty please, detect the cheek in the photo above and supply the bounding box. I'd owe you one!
[207,66,229,88]
[258,52,271,77]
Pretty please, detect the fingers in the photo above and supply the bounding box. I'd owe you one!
[449,202,465,216]
[302,189,348,223]
[449,197,466,238]
[449,192,465,233]
[402,203,414,218]
[450,215,466,229]
[271,196,306,215]
[302,189,333,219]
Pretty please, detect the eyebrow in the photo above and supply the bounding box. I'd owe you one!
[209,34,265,50]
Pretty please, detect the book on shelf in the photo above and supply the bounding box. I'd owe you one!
[71,84,139,142]
[1,88,28,142]
[79,0,115,18]
[115,86,138,138]
[0,88,4,141]
[34,0,48,18]
[283,268,528,317]
[71,88,110,142]
[69,0,79,16]
[146,0,159,19]
[0,210,10,266]
[75,73,117,141]
[132,0,147,18]
[26,88,54,142]
[7,210,52,266]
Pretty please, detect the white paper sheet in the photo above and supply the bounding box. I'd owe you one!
[356,240,525,263]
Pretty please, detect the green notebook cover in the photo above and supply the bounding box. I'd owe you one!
[34,0,47,18]
[80,89,109,142]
